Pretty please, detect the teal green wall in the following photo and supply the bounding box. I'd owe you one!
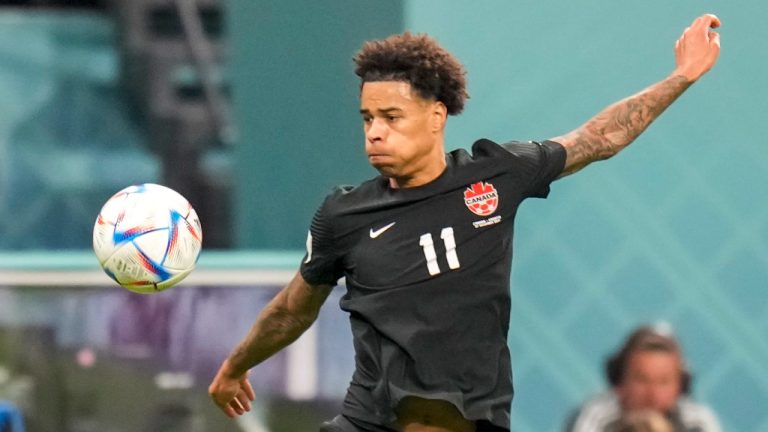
[229,0,403,249]
[402,2,768,431]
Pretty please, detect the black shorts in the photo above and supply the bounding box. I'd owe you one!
[319,415,509,432]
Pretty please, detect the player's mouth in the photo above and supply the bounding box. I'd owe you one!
[367,154,391,164]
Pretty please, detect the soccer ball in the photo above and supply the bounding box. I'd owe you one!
[93,183,203,293]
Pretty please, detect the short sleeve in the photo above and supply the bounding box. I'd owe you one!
[499,140,566,198]
[299,194,344,286]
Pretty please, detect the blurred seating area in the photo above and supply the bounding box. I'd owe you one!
[0,0,233,250]
[0,282,352,432]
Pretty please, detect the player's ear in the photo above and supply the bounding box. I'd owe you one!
[431,101,447,132]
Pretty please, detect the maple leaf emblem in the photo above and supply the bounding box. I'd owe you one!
[463,182,499,216]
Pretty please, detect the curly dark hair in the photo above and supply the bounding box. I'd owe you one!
[353,32,469,115]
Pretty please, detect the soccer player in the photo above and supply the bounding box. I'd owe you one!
[209,14,721,432]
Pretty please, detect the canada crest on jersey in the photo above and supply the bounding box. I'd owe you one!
[464,181,499,216]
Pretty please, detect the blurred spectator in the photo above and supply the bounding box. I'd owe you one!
[615,410,674,432]
[565,324,721,432]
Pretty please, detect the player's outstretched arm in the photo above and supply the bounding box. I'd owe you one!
[208,272,333,417]
[552,14,721,177]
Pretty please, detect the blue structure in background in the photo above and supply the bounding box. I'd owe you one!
[0,401,25,432]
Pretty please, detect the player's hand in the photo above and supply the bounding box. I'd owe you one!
[673,14,721,82]
[208,360,256,418]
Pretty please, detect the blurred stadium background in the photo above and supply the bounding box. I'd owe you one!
[0,0,766,431]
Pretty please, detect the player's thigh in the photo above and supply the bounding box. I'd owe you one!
[320,415,392,432]
[319,415,364,432]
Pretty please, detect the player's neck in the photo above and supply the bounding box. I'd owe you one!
[389,150,447,189]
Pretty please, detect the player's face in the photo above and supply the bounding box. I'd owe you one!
[617,351,683,414]
[360,81,447,188]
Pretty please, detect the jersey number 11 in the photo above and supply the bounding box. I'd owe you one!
[419,227,460,276]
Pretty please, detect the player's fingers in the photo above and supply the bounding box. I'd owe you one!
[222,404,237,418]
[692,14,720,37]
[692,14,715,27]
[235,391,252,412]
[704,13,721,29]
[242,379,256,401]
[709,31,721,47]
[210,393,227,410]
[229,398,246,415]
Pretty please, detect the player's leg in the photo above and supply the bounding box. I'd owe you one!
[475,420,509,432]
[320,414,396,432]
[319,415,351,432]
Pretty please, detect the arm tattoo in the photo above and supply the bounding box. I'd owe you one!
[224,278,331,376]
[556,75,692,176]
[228,305,311,375]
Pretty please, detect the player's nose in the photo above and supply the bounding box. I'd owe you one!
[366,117,387,143]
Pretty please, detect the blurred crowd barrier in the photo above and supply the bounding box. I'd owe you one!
[0,251,353,432]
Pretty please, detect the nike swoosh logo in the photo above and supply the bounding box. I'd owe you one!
[369,222,396,238]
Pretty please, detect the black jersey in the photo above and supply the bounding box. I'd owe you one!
[300,138,566,429]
